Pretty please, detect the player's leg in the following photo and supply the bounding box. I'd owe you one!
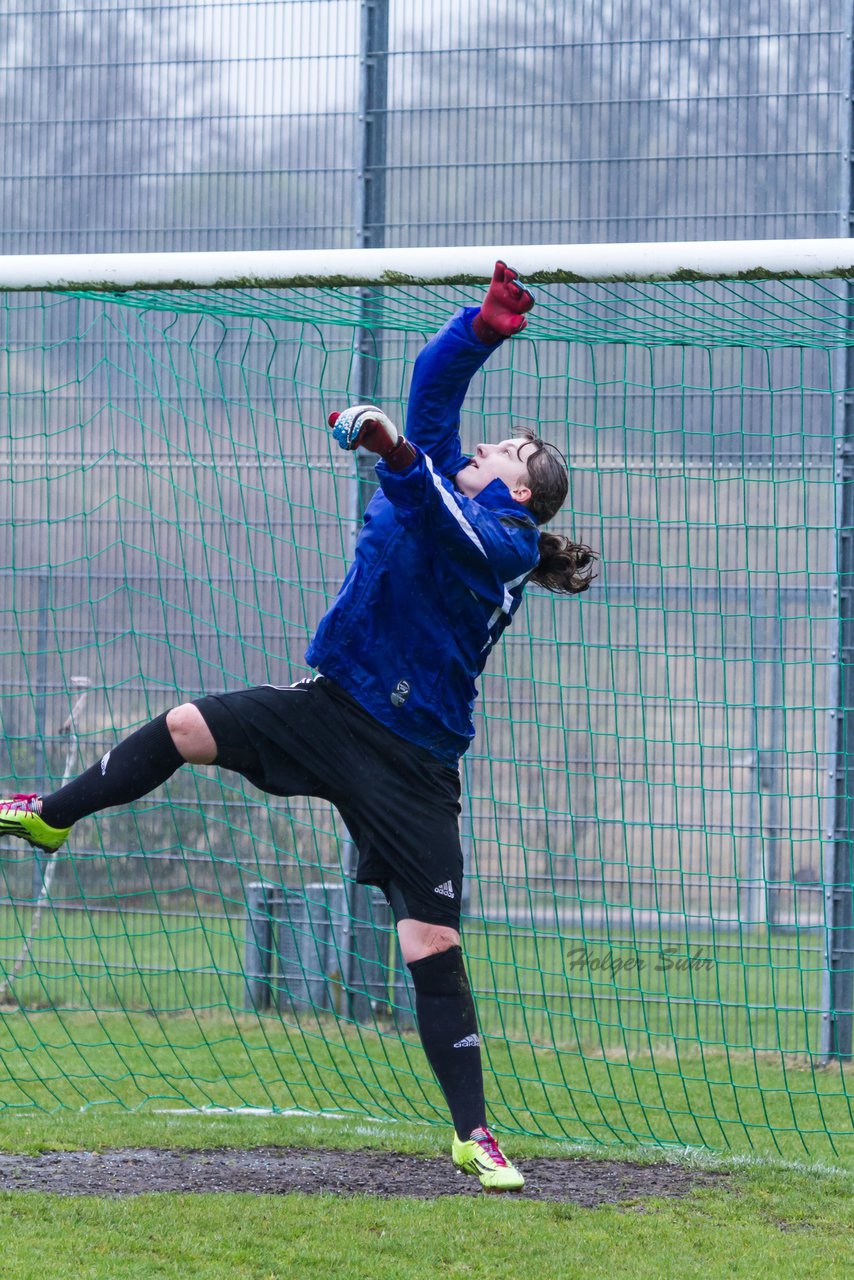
[303,682,526,1190]
[393,898,524,1193]
[0,701,223,852]
[23,679,339,849]
[396,912,482,1133]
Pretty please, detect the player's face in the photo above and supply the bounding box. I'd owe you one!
[455,436,536,505]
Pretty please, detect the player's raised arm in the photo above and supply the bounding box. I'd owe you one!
[403,262,534,477]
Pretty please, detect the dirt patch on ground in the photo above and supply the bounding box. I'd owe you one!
[0,1147,726,1205]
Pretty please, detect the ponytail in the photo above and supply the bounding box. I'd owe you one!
[531,531,597,595]
[513,427,598,593]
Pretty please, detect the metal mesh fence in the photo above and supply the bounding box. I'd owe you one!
[0,1,848,254]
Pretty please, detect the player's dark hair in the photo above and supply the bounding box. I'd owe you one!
[532,530,597,594]
[516,426,598,595]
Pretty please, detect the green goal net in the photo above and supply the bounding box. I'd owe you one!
[0,248,852,1164]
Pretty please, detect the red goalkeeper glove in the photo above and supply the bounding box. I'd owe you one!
[473,260,535,344]
[328,404,416,472]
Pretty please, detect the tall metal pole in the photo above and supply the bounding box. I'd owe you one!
[354,0,389,490]
[820,16,854,1061]
[823,335,854,1061]
[342,0,390,1022]
[357,0,389,256]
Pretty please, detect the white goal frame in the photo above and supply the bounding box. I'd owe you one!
[0,238,852,291]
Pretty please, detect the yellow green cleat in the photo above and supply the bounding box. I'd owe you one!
[452,1127,525,1193]
[0,795,71,853]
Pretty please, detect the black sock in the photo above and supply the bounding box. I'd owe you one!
[40,713,185,828]
[408,946,486,1140]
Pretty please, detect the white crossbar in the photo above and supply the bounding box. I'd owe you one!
[0,239,853,291]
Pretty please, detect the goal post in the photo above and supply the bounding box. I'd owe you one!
[0,240,851,1156]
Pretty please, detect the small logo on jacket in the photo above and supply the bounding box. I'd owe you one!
[390,679,411,708]
[453,1034,480,1049]
[433,880,455,899]
[100,751,111,776]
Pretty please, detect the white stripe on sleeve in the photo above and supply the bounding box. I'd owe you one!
[424,455,487,556]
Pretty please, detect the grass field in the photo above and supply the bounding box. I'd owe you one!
[0,1109,852,1279]
[1,901,852,1276]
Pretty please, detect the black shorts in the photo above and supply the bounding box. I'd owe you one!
[193,677,463,928]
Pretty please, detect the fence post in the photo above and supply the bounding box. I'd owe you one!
[821,319,854,1061]
[337,0,392,1021]
[818,22,854,1062]
[358,0,388,256]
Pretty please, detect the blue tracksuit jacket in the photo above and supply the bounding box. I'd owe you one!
[305,307,540,764]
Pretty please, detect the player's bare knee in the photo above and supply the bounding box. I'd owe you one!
[425,926,460,954]
[166,703,217,765]
[397,919,460,964]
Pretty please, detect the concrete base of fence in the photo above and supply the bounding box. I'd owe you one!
[244,882,284,1011]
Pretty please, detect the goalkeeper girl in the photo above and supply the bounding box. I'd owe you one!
[0,263,595,1192]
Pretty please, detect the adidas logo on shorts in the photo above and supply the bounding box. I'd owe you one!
[453,1034,480,1049]
[433,880,454,899]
